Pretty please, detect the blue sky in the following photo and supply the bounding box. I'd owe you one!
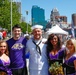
[21,0,76,23]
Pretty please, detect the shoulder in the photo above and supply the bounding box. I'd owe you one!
[42,38,47,44]
[60,47,66,51]
[26,38,33,45]
[58,48,66,57]
[42,38,47,41]
[73,53,76,57]
[6,38,13,42]
[62,45,66,48]
[6,38,14,45]
[22,37,27,42]
[27,38,32,43]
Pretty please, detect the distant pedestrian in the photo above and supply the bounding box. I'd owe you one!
[2,30,7,39]
[0,31,3,40]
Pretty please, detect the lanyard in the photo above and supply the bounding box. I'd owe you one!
[32,40,42,55]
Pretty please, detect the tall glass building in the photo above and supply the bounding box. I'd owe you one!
[31,5,47,29]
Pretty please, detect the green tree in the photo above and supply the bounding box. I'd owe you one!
[0,0,31,33]
[20,22,31,33]
[0,0,21,32]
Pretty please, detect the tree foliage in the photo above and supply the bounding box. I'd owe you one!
[20,22,31,33]
[0,0,31,33]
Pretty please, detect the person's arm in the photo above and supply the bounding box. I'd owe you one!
[74,60,76,71]
[25,40,30,55]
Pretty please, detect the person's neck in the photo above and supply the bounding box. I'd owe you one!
[0,53,3,56]
[69,51,75,56]
[13,37,20,40]
[53,45,58,50]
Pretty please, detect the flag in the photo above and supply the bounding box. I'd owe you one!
[71,20,75,38]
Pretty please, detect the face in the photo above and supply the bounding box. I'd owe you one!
[32,28,42,40]
[66,40,75,52]
[50,35,58,46]
[0,42,7,54]
[12,28,22,39]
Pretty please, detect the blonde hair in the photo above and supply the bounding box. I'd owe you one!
[0,40,9,55]
[66,39,76,52]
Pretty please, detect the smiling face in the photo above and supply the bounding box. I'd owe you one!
[12,28,22,39]
[50,35,58,46]
[66,40,75,52]
[32,28,42,40]
[0,42,7,54]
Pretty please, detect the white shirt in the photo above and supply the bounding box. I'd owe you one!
[26,37,48,70]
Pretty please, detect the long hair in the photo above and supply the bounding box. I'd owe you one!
[66,39,76,52]
[46,34,61,59]
[0,40,9,56]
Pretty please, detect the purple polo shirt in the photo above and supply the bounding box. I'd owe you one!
[7,37,27,69]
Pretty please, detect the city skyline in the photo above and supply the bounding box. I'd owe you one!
[21,0,76,24]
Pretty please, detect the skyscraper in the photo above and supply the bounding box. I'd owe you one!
[50,8,60,22]
[50,8,67,25]
[31,5,47,29]
[72,13,76,26]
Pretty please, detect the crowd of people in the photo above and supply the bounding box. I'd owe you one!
[0,29,7,40]
[0,24,76,75]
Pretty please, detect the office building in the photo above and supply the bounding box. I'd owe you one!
[55,16,67,23]
[50,8,60,22]
[72,13,76,26]
[31,5,47,29]
[50,8,67,23]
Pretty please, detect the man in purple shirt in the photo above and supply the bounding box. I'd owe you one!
[7,24,27,75]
